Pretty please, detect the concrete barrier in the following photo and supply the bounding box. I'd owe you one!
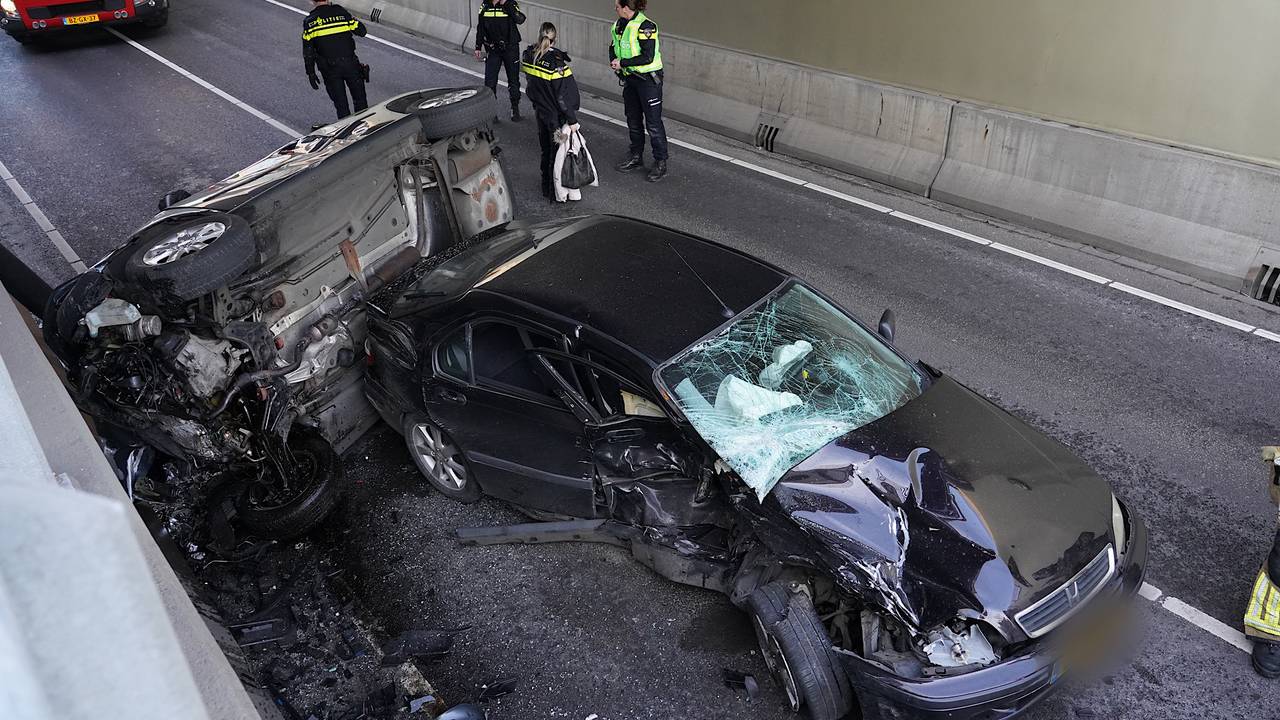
[348,0,1280,296]
[341,0,953,195]
[931,105,1280,291]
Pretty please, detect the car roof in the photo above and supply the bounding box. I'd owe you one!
[473,216,789,363]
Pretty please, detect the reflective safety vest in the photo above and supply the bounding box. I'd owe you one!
[521,61,573,81]
[610,12,662,75]
[302,15,361,41]
[1245,569,1280,639]
[481,6,514,18]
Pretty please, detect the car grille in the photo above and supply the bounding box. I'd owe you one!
[1015,545,1115,638]
[26,1,124,20]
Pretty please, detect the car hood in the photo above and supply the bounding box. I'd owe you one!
[769,374,1114,635]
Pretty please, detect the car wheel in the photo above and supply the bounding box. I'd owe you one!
[403,415,480,503]
[748,582,855,720]
[120,212,255,301]
[385,87,496,140]
[236,428,345,539]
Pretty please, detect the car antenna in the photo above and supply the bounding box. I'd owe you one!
[663,240,736,319]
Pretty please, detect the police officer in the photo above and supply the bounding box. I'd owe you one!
[303,0,369,120]
[610,0,667,182]
[1245,446,1280,678]
[522,22,581,201]
[474,0,526,122]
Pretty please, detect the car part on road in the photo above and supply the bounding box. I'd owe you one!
[379,628,463,665]
[721,668,761,701]
[476,677,519,701]
[748,582,854,720]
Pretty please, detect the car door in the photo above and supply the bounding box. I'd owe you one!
[531,345,725,529]
[423,318,597,517]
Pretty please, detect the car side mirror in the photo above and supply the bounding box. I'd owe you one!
[158,189,192,211]
[878,309,897,343]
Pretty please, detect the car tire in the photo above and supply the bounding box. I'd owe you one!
[236,429,344,539]
[386,87,496,140]
[748,582,855,720]
[121,212,255,301]
[402,415,481,503]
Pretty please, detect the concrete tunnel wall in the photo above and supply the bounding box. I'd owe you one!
[343,0,1280,295]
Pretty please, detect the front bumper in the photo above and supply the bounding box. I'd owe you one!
[850,511,1149,720]
[2,1,167,38]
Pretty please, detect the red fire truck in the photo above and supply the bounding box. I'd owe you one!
[1,0,168,43]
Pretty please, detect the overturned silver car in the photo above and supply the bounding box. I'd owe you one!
[43,87,508,536]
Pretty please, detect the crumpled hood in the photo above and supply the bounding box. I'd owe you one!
[770,375,1113,635]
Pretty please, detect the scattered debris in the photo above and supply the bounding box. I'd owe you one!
[476,677,519,701]
[381,628,463,666]
[722,668,760,701]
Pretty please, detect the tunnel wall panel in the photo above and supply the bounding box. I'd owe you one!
[347,0,1280,292]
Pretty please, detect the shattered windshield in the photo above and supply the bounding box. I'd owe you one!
[658,283,923,501]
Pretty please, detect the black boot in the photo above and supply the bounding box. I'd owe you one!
[1254,640,1280,679]
[646,160,668,183]
[617,155,644,172]
[511,103,522,122]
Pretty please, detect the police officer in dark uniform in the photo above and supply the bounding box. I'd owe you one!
[522,22,581,201]
[474,0,526,122]
[303,0,369,120]
[610,0,666,182]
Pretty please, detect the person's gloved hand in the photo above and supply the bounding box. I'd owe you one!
[308,74,320,91]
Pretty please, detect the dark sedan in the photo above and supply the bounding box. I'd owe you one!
[363,215,1147,720]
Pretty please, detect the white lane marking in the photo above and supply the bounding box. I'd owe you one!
[1160,595,1253,653]
[244,0,1271,654]
[1138,582,1163,602]
[890,210,993,246]
[806,183,893,213]
[1253,327,1280,343]
[0,160,87,272]
[256,0,1279,348]
[105,27,298,137]
[1110,282,1256,332]
[989,242,1112,284]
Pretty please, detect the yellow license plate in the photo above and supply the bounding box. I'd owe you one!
[63,13,101,25]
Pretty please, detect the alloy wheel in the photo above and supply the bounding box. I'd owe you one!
[409,421,468,490]
[142,221,226,266]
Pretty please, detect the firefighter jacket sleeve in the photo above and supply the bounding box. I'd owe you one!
[619,19,658,69]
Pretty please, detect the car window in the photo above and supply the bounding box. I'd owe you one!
[471,321,559,400]
[436,326,470,381]
[571,350,665,421]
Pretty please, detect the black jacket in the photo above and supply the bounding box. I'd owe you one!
[303,3,367,77]
[476,0,525,51]
[521,46,579,127]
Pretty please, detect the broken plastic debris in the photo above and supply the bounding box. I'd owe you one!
[476,677,518,701]
[721,668,760,701]
[661,284,922,500]
[380,628,460,665]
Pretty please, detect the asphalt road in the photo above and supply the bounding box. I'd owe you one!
[2,1,1278,717]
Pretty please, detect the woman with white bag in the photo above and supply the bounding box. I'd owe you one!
[521,22,596,202]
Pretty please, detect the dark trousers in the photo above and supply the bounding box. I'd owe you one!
[622,72,668,162]
[323,73,368,119]
[538,119,556,197]
[484,44,521,107]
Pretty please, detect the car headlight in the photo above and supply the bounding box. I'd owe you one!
[1,0,18,17]
[1111,494,1127,552]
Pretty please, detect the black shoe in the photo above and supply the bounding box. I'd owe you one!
[511,105,522,122]
[1253,640,1280,679]
[646,160,668,183]
[617,155,644,172]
